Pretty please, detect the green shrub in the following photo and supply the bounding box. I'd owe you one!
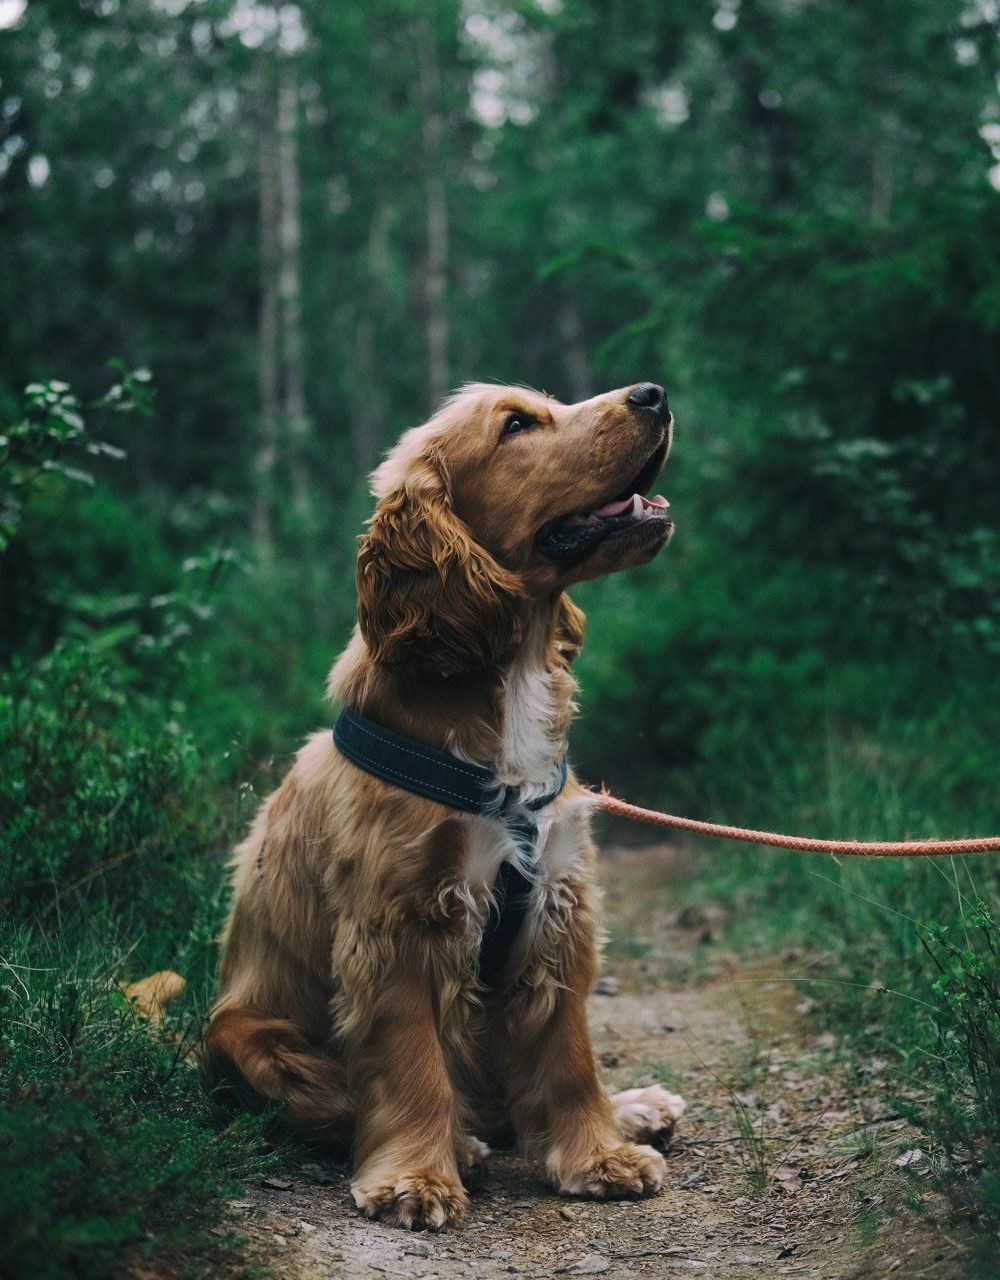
[0,645,225,955]
[0,636,277,1279]
[0,923,274,1280]
[909,907,1000,1266]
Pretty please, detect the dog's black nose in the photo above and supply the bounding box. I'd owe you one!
[627,382,668,416]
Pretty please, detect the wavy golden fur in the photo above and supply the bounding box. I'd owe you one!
[204,381,685,1230]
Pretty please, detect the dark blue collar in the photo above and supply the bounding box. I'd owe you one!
[333,705,568,818]
[333,705,569,988]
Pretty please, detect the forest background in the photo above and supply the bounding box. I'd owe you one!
[1,0,998,1275]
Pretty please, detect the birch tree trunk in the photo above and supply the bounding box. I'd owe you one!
[417,9,449,410]
[277,58,311,517]
[558,299,591,402]
[352,201,391,472]
[253,56,280,561]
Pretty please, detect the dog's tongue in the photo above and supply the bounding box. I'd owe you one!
[593,492,670,518]
[594,494,635,517]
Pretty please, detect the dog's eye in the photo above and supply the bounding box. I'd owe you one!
[502,413,534,438]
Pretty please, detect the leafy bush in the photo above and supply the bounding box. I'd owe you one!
[0,924,274,1280]
[0,366,151,552]
[0,645,224,954]
[911,907,1000,1265]
[0,580,276,1279]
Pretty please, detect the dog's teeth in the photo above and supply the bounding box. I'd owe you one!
[631,493,643,517]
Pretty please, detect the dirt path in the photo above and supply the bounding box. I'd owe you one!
[232,846,950,1280]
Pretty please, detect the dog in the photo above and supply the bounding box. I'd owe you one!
[203,380,685,1230]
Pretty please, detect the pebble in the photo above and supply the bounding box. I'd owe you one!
[406,1241,436,1257]
[564,1254,610,1275]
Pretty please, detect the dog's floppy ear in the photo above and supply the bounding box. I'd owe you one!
[553,593,586,670]
[357,454,525,674]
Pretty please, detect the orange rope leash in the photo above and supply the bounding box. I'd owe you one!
[587,789,1000,857]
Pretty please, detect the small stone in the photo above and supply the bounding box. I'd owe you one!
[273,1234,287,1246]
[593,976,620,996]
[406,1241,436,1257]
[558,1205,576,1221]
[262,1176,292,1190]
[733,1090,760,1109]
[564,1254,610,1275]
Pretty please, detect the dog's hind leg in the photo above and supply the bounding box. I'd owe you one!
[203,1005,353,1145]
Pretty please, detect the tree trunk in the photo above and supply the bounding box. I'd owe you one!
[417,9,449,410]
[870,139,894,221]
[253,57,280,561]
[352,201,391,472]
[277,58,311,516]
[558,299,591,402]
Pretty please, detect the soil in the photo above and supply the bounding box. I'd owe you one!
[231,845,959,1280]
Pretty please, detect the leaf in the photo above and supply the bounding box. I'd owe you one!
[41,463,95,486]
[772,1165,803,1193]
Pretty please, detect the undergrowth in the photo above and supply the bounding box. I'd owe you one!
[663,707,1000,1266]
[0,923,275,1280]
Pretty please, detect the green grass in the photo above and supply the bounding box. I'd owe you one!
[0,922,276,1280]
[663,704,1000,1267]
[0,645,279,1280]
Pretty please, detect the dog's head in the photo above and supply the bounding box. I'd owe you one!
[358,382,674,673]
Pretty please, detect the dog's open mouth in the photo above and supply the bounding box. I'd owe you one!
[536,438,671,562]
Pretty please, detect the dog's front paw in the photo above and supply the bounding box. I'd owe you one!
[548,1141,666,1199]
[352,1168,468,1231]
[611,1084,686,1146]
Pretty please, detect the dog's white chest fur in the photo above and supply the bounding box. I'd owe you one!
[462,643,581,892]
[496,643,562,794]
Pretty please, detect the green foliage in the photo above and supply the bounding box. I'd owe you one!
[0,564,275,1280]
[0,645,222,940]
[912,908,1000,1260]
[0,366,151,551]
[0,924,274,1280]
[0,385,279,1276]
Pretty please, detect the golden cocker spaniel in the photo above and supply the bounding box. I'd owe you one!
[204,381,685,1230]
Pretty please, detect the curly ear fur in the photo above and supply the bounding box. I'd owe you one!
[553,594,586,669]
[357,455,525,675]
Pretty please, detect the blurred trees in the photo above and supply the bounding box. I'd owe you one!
[1,0,998,684]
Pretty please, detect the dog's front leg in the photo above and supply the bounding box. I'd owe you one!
[343,961,468,1231]
[503,879,666,1200]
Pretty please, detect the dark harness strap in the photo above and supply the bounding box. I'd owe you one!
[333,706,568,987]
